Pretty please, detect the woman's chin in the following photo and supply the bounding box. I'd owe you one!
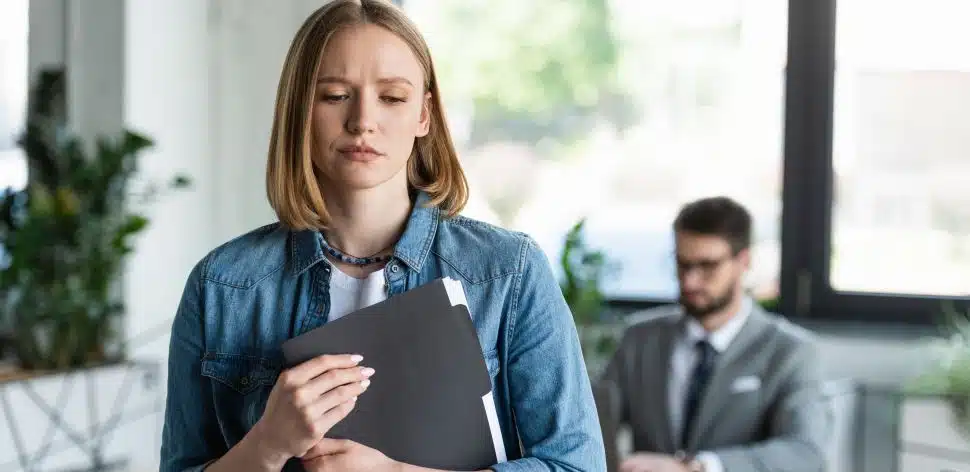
[328,169,402,192]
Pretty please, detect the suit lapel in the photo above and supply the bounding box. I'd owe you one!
[650,319,678,452]
[686,307,770,450]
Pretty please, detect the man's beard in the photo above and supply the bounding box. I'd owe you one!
[679,285,737,320]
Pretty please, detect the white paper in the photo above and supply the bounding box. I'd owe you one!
[442,276,469,308]
[444,277,507,463]
[482,392,508,463]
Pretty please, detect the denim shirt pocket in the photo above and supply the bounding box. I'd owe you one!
[201,352,280,394]
[201,352,281,430]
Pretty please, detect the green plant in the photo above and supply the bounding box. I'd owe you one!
[559,218,618,359]
[0,68,189,371]
[908,301,970,435]
[756,295,779,312]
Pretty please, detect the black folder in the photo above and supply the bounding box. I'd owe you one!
[281,278,506,470]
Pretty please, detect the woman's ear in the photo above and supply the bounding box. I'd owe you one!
[416,91,432,137]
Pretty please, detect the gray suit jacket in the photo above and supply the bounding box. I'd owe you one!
[599,304,832,472]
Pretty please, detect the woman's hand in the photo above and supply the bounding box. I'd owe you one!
[249,354,374,466]
[301,439,400,472]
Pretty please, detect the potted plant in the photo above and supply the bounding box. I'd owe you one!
[0,68,189,374]
[559,217,620,374]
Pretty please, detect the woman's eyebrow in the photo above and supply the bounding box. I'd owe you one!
[316,76,414,87]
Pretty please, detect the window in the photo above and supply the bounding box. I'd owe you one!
[404,0,969,323]
[782,0,970,323]
[830,0,970,297]
[405,0,788,303]
[0,0,29,192]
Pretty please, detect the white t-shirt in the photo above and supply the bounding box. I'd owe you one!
[325,259,389,322]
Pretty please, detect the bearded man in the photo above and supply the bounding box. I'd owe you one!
[600,197,832,472]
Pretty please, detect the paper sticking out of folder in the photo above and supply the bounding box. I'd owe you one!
[281,277,507,469]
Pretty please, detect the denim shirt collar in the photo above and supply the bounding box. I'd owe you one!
[289,191,440,275]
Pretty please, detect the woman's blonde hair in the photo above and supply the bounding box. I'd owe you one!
[266,0,469,230]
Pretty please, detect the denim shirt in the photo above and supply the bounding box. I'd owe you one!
[160,193,606,472]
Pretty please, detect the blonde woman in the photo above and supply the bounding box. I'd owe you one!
[160,1,605,471]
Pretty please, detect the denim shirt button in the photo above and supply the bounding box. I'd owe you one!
[389,263,400,273]
[240,377,250,386]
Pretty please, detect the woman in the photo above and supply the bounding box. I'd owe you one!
[159,1,605,471]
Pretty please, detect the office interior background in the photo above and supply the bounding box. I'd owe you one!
[0,0,968,471]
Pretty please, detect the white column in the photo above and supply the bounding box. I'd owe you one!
[121,0,215,468]
[123,0,214,361]
[27,0,64,82]
[65,0,125,146]
[207,0,326,241]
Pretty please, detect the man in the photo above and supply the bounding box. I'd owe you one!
[600,197,831,472]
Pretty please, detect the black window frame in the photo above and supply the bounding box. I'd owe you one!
[779,0,970,326]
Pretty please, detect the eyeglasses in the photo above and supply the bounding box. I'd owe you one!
[676,255,733,278]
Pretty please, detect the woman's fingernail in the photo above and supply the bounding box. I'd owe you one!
[361,379,371,389]
[361,367,375,377]
[351,354,363,363]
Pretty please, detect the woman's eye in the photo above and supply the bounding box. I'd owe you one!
[382,96,406,103]
[322,94,349,103]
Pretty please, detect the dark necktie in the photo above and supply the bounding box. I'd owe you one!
[681,339,717,449]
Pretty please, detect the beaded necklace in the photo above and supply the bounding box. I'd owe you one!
[319,233,393,266]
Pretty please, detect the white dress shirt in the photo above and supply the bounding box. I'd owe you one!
[668,297,752,472]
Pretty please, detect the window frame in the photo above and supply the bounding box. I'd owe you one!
[779,0,970,326]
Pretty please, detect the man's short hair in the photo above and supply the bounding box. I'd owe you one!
[673,196,752,254]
